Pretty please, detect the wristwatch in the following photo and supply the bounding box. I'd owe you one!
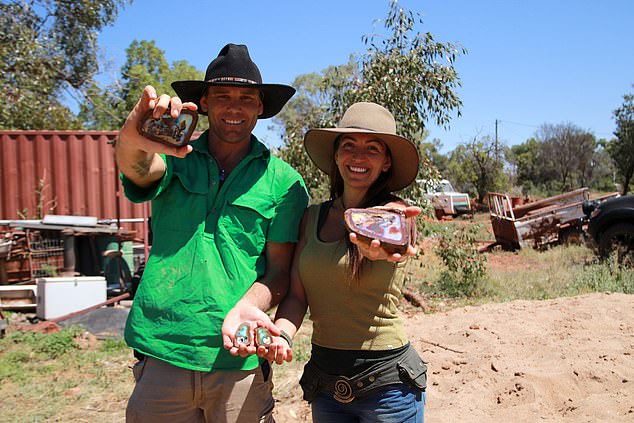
[279,330,293,348]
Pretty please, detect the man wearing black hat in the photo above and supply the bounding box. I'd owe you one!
[115,43,309,422]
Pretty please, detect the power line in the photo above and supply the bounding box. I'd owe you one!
[498,119,614,137]
[498,120,540,129]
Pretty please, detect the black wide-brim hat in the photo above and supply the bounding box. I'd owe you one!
[171,43,295,119]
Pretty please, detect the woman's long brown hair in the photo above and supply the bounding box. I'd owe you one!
[329,135,399,285]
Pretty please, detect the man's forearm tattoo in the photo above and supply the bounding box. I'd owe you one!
[131,156,152,178]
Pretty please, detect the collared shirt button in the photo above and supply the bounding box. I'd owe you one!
[368,376,375,382]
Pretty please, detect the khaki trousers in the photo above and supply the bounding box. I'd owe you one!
[126,356,275,423]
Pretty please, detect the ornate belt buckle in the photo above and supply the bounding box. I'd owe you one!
[333,376,355,403]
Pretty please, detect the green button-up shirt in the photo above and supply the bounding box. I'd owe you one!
[121,132,308,371]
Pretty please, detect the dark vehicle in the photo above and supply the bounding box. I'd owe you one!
[583,194,634,265]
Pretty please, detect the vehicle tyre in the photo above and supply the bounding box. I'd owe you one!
[598,223,634,266]
[559,226,584,246]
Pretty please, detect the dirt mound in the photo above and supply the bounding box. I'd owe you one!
[273,293,634,422]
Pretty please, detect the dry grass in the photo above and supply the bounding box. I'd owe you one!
[409,212,633,309]
[1,212,632,422]
[0,331,133,422]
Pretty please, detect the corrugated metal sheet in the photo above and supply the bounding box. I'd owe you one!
[0,131,149,242]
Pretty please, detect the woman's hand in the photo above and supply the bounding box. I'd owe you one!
[256,326,294,365]
[349,205,420,263]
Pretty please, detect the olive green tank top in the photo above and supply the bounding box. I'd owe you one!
[298,204,408,350]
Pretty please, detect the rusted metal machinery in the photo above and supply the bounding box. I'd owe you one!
[488,188,618,250]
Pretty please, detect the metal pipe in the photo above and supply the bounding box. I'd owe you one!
[49,292,131,323]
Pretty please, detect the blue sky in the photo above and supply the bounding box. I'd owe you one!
[98,0,634,153]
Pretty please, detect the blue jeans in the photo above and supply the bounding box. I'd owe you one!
[311,384,425,423]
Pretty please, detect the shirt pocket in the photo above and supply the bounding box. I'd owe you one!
[220,192,276,256]
[153,168,209,236]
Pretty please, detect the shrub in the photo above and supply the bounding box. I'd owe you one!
[434,224,488,297]
[35,327,82,359]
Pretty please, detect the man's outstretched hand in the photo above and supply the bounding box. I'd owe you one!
[221,301,280,358]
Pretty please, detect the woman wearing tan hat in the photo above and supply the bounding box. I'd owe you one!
[262,102,426,422]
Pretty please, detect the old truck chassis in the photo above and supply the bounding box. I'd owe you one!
[488,188,591,250]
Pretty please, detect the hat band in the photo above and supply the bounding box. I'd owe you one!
[209,76,258,85]
[344,125,379,132]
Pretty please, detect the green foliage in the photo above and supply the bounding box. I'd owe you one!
[80,40,206,131]
[39,263,60,277]
[537,123,597,192]
[0,326,133,422]
[508,123,605,196]
[415,215,450,237]
[509,138,542,194]
[409,226,633,310]
[569,258,634,295]
[289,328,312,363]
[3,350,32,365]
[607,87,634,194]
[327,0,466,202]
[16,176,58,219]
[98,337,128,353]
[447,136,509,203]
[433,224,487,297]
[0,0,129,129]
[36,327,81,358]
[276,1,465,204]
[335,1,466,132]
[4,326,85,359]
[589,142,619,192]
[421,138,449,175]
[273,66,355,201]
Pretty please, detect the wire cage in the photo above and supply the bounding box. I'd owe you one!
[26,230,65,278]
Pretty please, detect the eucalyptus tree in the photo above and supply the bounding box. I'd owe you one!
[509,138,544,194]
[0,0,129,129]
[328,1,466,202]
[607,89,634,194]
[447,136,508,204]
[80,40,203,130]
[536,123,597,192]
[273,61,357,202]
[276,0,466,204]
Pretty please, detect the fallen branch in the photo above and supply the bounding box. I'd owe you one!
[402,287,427,310]
[420,338,465,354]
[477,241,499,253]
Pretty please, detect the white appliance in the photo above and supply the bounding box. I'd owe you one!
[36,276,106,320]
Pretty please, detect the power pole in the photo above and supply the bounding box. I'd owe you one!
[495,119,499,162]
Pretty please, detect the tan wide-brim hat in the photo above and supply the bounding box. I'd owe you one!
[304,102,420,191]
